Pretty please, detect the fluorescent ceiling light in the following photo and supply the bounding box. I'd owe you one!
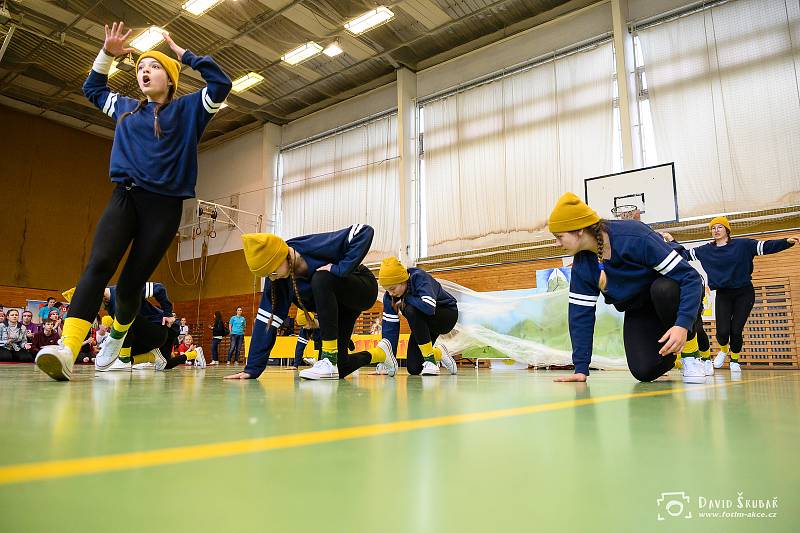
[231,72,264,92]
[281,42,323,65]
[323,41,343,57]
[182,0,225,16]
[108,56,134,77]
[130,26,167,52]
[344,6,394,35]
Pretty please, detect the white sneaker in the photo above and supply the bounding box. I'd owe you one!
[194,354,206,369]
[375,363,388,375]
[97,357,131,372]
[35,340,74,381]
[729,361,742,372]
[209,360,219,366]
[378,338,397,377]
[438,344,457,375]
[153,349,167,371]
[713,350,727,369]
[703,359,714,376]
[420,361,440,376]
[95,333,128,371]
[303,357,316,366]
[299,358,339,380]
[132,362,154,369]
[681,357,706,384]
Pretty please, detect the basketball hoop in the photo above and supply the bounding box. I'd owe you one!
[611,204,641,220]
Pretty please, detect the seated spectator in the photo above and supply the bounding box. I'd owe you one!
[31,319,61,354]
[78,329,96,363]
[38,297,59,322]
[0,309,6,326]
[178,333,206,367]
[21,310,41,338]
[48,309,63,336]
[0,309,33,362]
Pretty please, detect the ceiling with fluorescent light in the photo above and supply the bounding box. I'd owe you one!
[0,0,587,145]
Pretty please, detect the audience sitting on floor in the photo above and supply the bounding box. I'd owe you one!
[47,309,63,336]
[21,310,41,338]
[31,319,60,355]
[37,297,59,323]
[0,309,33,363]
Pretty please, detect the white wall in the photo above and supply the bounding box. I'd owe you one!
[178,123,280,259]
[281,83,398,147]
[417,2,613,99]
[628,0,703,23]
[191,0,703,259]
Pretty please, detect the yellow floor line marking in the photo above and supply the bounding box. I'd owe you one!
[0,375,783,486]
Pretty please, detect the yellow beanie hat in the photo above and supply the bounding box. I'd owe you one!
[136,51,181,93]
[548,192,601,233]
[62,287,76,303]
[379,257,410,287]
[709,216,731,233]
[295,311,315,327]
[241,233,289,278]
[101,315,114,328]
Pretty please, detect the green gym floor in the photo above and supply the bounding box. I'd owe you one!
[0,365,798,532]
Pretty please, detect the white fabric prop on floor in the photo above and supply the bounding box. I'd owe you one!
[435,271,628,370]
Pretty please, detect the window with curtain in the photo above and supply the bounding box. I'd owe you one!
[277,114,400,262]
[636,0,800,218]
[420,42,616,256]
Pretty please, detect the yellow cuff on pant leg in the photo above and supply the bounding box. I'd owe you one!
[681,336,699,356]
[132,352,156,365]
[322,339,337,352]
[368,347,386,364]
[62,317,92,357]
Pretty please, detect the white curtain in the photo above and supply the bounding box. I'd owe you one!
[638,0,800,217]
[422,43,615,255]
[278,115,400,263]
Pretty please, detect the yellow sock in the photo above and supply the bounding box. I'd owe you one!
[368,346,386,364]
[720,344,729,354]
[731,351,740,362]
[681,336,699,357]
[119,347,132,362]
[132,352,156,365]
[321,339,338,364]
[433,347,442,362]
[699,348,711,360]
[185,350,197,361]
[420,342,435,363]
[61,317,92,357]
[322,340,337,352]
[110,317,133,340]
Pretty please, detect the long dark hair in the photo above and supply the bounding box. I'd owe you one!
[214,310,222,324]
[118,83,175,138]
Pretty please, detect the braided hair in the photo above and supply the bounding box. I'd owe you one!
[118,85,174,138]
[265,251,315,332]
[589,221,608,291]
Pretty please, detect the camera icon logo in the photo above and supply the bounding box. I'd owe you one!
[656,492,693,520]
